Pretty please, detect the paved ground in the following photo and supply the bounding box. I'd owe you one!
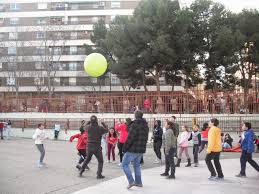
[0,138,258,194]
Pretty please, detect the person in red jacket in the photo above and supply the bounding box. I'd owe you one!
[70,124,89,170]
[107,127,118,163]
[199,122,210,153]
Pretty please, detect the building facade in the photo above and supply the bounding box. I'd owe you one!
[0,0,185,97]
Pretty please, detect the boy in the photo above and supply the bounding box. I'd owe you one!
[188,124,201,167]
[236,122,259,177]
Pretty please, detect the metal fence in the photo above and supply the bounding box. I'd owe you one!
[1,91,259,114]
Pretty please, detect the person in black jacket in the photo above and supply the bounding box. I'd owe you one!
[79,115,108,179]
[122,110,149,189]
[152,120,163,163]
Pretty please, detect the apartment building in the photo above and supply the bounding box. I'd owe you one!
[0,0,185,96]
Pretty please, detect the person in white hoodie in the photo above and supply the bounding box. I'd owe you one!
[33,123,48,168]
[175,125,191,167]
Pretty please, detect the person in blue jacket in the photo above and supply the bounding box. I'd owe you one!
[236,122,259,177]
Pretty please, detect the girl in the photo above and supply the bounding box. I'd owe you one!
[176,125,191,167]
[32,123,48,168]
[70,122,89,170]
[223,133,233,149]
[161,121,177,179]
[107,128,118,163]
[199,123,210,153]
[152,120,163,163]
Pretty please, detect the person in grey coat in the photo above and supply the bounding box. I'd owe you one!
[161,121,177,179]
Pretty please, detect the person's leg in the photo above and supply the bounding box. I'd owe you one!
[112,145,115,161]
[247,153,259,172]
[94,147,104,178]
[0,128,3,139]
[36,144,45,164]
[199,141,205,153]
[157,141,162,160]
[80,149,94,175]
[78,149,86,164]
[205,153,217,177]
[122,152,135,185]
[240,150,247,176]
[178,147,184,159]
[184,147,190,159]
[133,153,143,186]
[163,152,170,175]
[118,142,124,163]
[153,141,158,158]
[168,147,176,178]
[194,145,199,164]
[107,143,112,161]
[213,152,224,178]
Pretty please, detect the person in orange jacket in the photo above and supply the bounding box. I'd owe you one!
[70,121,89,170]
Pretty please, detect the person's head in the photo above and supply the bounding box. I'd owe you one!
[38,123,44,130]
[171,116,176,123]
[242,122,252,131]
[90,115,98,126]
[166,121,177,136]
[221,133,224,137]
[182,125,189,132]
[79,126,85,134]
[202,123,209,131]
[125,118,132,126]
[155,120,161,127]
[193,124,199,131]
[225,133,230,138]
[109,127,117,137]
[134,110,143,119]
[209,118,219,127]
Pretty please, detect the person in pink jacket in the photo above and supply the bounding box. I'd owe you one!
[176,125,191,167]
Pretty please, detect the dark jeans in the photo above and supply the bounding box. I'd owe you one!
[165,147,176,175]
[107,143,115,161]
[153,141,162,160]
[193,144,199,164]
[36,144,45,163]
[199,141,208,153]
[78,149,86,164]
[54,130,59,140]
[117,142,124,163]
[0,128,3,139]
[205,152,224,178]
[240,150,259,175]
[81,145,104,176]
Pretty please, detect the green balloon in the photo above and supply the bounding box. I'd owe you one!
[84,53,108,77]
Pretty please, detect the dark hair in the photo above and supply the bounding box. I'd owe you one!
[108,128,117,138]
[221,133,224,137]
[90,115,98,125]
[167,121,177,136]
[135,110,143,119]
[210,118,219,126]
[244,122,252,129]
[183,125,189,132]
[202,123,209,131]
[194,124,200,128]
[79,126,85,134]
[38,123,43,128]
[172,116,176,120]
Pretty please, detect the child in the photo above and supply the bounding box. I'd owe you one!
[188,124,201,167]
[70,122,89,170]
[199,123,209,153]
[32,123,48,168]
[160,121,177,179]
[176,125,191,167]
[107,128,118,163]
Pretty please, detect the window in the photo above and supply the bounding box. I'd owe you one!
[6,77,15,86]
[55,3,67,10]
[62,16,68,24]
[70,17,78,24]
[9,32,18,40]
[0,33,4,40]
[111,1,121,8]
[0,4,4,11]
[8,47,17,55]
[10,3,20,11]
[71,4,79,10]
[111,15,116,21]
[60,77,69,86]
[35,62,44,70]
[69,78,76,86]
[70,46,77,55]
[0,62,2,69]
[37,17,46,25]
[36,47,45,55]
[34,77,44,85]
[38,3,48,10]
[53,77,60,86]
[111,75,120,84]
[90,77,97,84]
[53,47,62,55]
[0,18,4,25]
[69,62,77,71]
[36,31,44,39]
[71,32,77,39]
[58,63,66,70]
[10,18,19,25]
[50,17,63,24]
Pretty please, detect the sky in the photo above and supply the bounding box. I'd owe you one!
[179,0,259,13]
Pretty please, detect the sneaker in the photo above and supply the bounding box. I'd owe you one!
[76,164,81,170]
[216,177,224,181]
[235,174,247,178]
[107,160,111,163]
[194,163,199,167]
[112,160,116,164]
[118,163,122,166]
[135,183,143,187]
[127,183,135,189]
[167,175,175,179]
[85,165,90,170]
[160,172,169,176]
[97,175,105,179]
[208,176,217,181]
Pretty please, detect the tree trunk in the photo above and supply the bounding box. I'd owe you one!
[155,73,161,96]
[142,70,148,92]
